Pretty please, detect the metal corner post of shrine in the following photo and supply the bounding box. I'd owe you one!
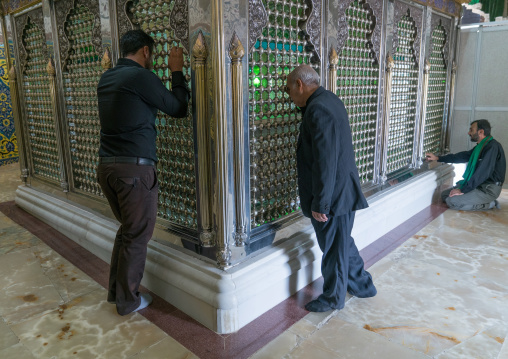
[1,0,462,333]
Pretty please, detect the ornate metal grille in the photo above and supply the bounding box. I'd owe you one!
[387,14,418,174]
[129,0,197,229]
[423,24,447,154]
[336,0,378,184]
[21,19,60,182]
[63,4,103,196]
[249,0,316,227]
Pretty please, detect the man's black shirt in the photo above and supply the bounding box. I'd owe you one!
[439,139,506,193]
[97,58,189,162]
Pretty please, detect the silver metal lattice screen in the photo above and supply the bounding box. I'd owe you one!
[336,0,378,184]
[64,4,103,196]
[22,19,61,182]
[130,0,197,229]
[249,0,317,228]
[423,24,447,154]
[387,14,418,174]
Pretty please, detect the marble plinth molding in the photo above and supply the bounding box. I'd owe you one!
[14,165,454,334]
[352,164,454,249]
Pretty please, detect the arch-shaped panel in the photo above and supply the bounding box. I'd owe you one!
[56,0,103,195]
[335,0,380,184]
[387,10,419,174]
[248,0,319,228]
[423,20,448,154]
[337,0,383,63]
[18,14,61,183]
[121,0,197,229]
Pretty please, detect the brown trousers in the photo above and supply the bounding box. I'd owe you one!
[97,163,158,315]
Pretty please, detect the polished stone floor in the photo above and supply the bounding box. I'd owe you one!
[1,162,507,358]
[251,190,508,359]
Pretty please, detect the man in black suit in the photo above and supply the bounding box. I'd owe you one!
[286,65,377,312]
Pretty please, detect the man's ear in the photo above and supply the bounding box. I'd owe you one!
[296,78,304,91]
[143,46,151,58]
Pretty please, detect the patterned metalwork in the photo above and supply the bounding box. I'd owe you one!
[60,1,103,195]
[430,15,451,64]
[386,13,418,174]
[129,0,197,228]
[392,4,423,65]
[336,0,378,184]
[423,23,447,154]
[170,0,190,52]
[20,17,61,182]
[14,8,45,76]
[337,0,383,63]
[306,0,321,62]
[249,0,269,52]
[366,0,383,63]
[116,0,136,38]
[56,0,102,72]
[249,0,317,227]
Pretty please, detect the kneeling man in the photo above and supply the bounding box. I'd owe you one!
[426,119,505,210]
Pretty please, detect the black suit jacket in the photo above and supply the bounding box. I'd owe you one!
[296,86,368,218]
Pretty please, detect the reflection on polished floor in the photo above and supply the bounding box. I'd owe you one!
[0,162,507,359]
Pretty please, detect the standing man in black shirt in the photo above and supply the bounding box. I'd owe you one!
[426,119,505,211]
[97,30,189,315]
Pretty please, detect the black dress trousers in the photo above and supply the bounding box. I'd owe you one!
[310,211,376,309]
[97,162,158,315]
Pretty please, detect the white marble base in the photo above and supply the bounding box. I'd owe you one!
[353,163,454,249]
[14,165,453,334]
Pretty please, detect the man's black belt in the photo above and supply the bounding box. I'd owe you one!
[99,157,155,166]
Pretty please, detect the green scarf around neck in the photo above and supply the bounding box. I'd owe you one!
[456,135,493,189]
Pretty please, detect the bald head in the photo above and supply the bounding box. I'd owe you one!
[287,65,320,87]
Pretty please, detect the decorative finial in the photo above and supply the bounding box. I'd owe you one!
[9,66,16,80]
[386,53,395,71]
[101,48,112,70]
[424,58,431,73]
[46,58,56,76]
[228,32,245,62]
[329,48,339,66]
[192,31,208,60]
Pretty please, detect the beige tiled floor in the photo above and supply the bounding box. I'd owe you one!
[1,162,508,358]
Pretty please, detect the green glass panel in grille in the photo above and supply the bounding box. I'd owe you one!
[64,4,103,196]
[249,0,316,227]
[130,0,197,229]
[387,14,418,174]
[423,25,447,154]
[22,19,61,182]
[337,0,378,184]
